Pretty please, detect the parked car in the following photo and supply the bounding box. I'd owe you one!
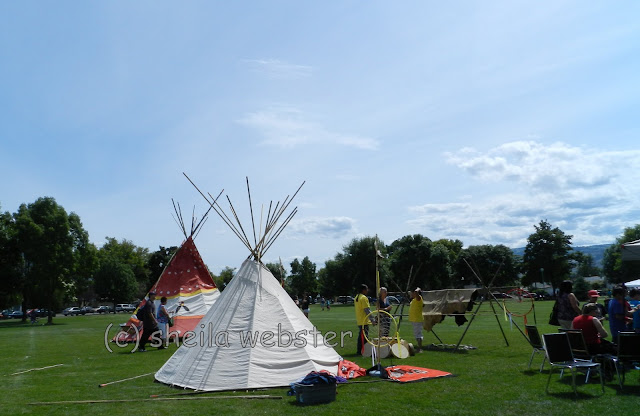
[491,292,512,299]
[36,309,56,317]
[81,306,96,314]
[115,304,135,313]
[96,305,113,314]
[63,307,85,316]
[8,310,24,319]
[0,310,9,319]
[337,296,354,304]
[388,292,410,305]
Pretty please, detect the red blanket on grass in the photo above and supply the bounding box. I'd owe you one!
[385,365,453,382]
[337,360,452,383]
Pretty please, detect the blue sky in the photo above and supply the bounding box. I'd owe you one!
[2,1,640,274]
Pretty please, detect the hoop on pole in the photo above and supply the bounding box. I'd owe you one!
[362,309,401,348]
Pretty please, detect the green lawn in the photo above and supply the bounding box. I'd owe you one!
[2,301,637,415]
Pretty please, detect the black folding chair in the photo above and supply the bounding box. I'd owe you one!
[525,325,546,372]
[543,333,604,396]
[563,330,592,360]
[610,332,640,389]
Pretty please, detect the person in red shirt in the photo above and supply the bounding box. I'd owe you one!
[572,303,615,355]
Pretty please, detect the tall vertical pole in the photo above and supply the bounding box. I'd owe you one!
[374,237,381,369]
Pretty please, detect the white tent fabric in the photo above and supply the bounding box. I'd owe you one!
[155,259,341,391]
[621,239,640,261]
[624,278,640,288]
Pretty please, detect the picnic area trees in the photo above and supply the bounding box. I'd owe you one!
[386,234,432,292]
[571,252,601,278]
[66,213,99,306]
[521,220,573,292]
[602,224,640,285]
[265,261,289,292]
[456,244,519,288]
[12,197,84,323]
[214,266,235,291]
[147,245,179,284]
[288,256,317,297]
[317,236,388,297]
[94,257,138,309]
[0,208,22,309]
[98,237,150,296]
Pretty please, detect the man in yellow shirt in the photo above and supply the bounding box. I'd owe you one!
[355,284,372,355]
[409,288,424,353]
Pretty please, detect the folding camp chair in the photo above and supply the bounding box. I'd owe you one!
[561,329,601,382]
[525,325,546,372]
[610,332,640,389]
[543,333,604,396]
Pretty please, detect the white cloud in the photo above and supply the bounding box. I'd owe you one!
[238,106,380,150]
[445,141,640,191]
[409,141,640,247]
[288,216,356,238]
[244,58,313,79]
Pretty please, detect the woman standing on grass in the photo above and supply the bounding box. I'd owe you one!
[156,297,169,349]
[409,288,424,353]
[377,287,392,337]
[557,280,581,329]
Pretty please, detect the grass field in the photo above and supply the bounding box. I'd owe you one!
[2,301,638,415]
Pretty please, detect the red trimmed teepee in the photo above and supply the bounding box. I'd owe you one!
[113,201,220,343]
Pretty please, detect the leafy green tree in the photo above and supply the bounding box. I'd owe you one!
[66,213,99,305]
[430,239,464,289]
[387,234,432,293]
[317,236,387,297]
[0,208,22,309]
[572,252,601,278]
[602,225,640,285]
[521,220,573,292]
[99,237,150,296]
[289,257,317,297]
[426,243,453,290]
[265,262,288,292]
[94,257,138,308]
[317,258,345,298]
[214,266,235,291]
[457,244,519,288]
[147,246,179,283]
[13,197,80,323]
[573,276,590,301]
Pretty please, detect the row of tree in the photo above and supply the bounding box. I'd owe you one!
[2,197,639,324]
[262,222,640,301]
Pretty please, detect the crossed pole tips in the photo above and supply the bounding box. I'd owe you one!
[183,172,305,262]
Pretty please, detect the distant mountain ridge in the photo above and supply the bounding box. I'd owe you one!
[511,243,611,268]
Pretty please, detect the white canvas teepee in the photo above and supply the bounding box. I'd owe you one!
[155,258,341,390]
[155,177,341,391]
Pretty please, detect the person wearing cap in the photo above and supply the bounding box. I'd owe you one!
[137,292,159,352]
[409,288,424,353]
[582,290,607,322]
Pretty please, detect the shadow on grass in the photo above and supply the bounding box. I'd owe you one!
[543,371,619,399]
[0,320,68,329]
[545,391,604,400]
